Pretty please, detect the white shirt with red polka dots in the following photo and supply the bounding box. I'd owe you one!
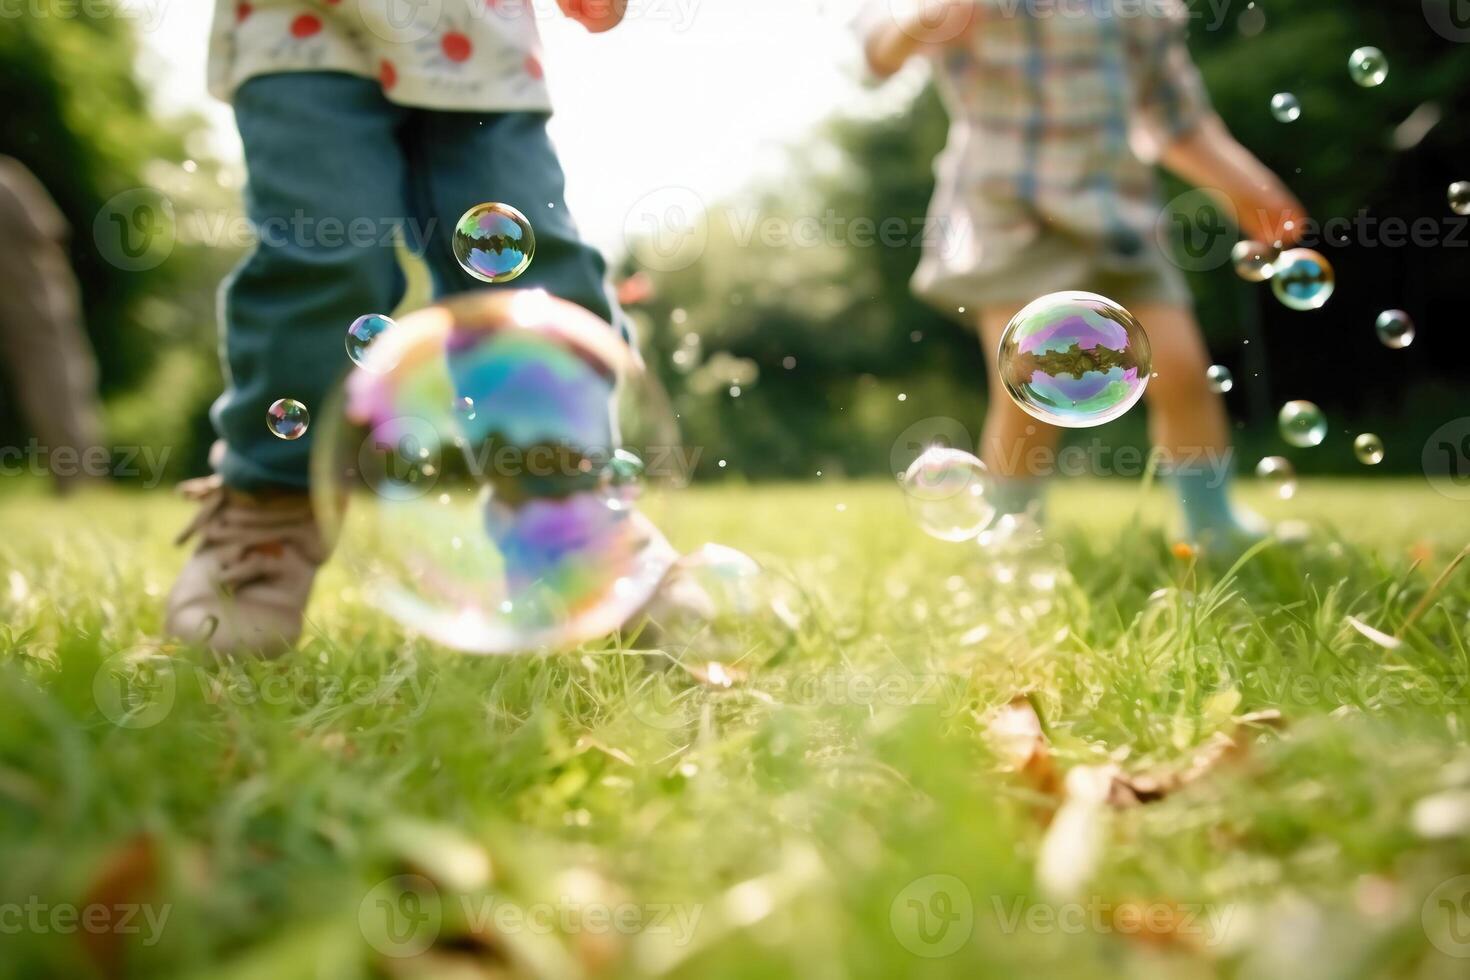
[209,1,552,112]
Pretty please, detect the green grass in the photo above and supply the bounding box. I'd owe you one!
[2,479,1470,979]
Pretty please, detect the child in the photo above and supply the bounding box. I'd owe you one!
[167,0,629,657]
[862,0,1305,536]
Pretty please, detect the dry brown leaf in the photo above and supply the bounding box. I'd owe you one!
[1104,897,1216,953]
[77,834,159,980]
[986,696,1061,799]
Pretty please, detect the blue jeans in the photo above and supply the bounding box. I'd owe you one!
[213,71,622,491]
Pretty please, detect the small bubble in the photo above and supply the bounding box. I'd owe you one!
[267,398,309,440]
[1270,92,1302,123]
[1256,456,1297,500]
[1271,249,1335,310]
[452,202,535,283]
[1353,433,1385,465]
[1449,181,1470,217]
[345,313,396,369]
[1206,365,1234,393]
[1231,240,1277,282]
[1348,46,1388,88]
[1278,400,1327,448]
[1374,309,1415,349]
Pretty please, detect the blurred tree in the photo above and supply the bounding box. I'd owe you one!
[0,2,234,478]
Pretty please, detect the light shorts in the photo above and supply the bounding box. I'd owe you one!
[913,228,1194,316]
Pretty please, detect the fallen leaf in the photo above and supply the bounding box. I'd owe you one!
[985,697,1060,799]
[77,834,159,980]
[1346,616,1402,650]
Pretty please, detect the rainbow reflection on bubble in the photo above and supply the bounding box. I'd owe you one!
[315,289,679,654]
[453,203,535,283]
[996,291,1151,428]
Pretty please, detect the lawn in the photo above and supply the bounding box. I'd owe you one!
[2,478,1469,979]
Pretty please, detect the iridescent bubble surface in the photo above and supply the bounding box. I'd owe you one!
[1206,365,1234,394]
[1452,182,1470,217]
[1278,400,1327,448]
[1270,92,1301,123]
[315,289,685,654]
[453,203,535,283]
[1348,46,1388,87]
[267,398,309,440]
[1271,249,1335,311]
[901,447,995,543]
[1231,240,1277,282]
[996,291,1151,428]
[1374,310,1415,349]
[346,314,396,370]
[1256,456,1297,500]
[1354,433,1384,465]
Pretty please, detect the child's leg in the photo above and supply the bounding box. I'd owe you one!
[977,304,1061,516]
[401,110,622,332]
[212,73,414,491]
[1130,302,1253,539]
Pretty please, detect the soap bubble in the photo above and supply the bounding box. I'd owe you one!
[995,291,1151,428]
[267,398,309,440]
[901,447,995,543]
[1271,249,1335,311]
[1348,46,1389,87]
[453,203,535,283]
[640,544,803,658]
[1374,310,1415,349]
[312,289,689,654]
[1256,456,1297,500]
[346,314,396,369]
[1270,92,1301,123]
[1353,433,1384,465]
[1206,365,1234,394]
[1278,400,1327,448]
[1451,182,1470,217]
[1231,240,1277,282]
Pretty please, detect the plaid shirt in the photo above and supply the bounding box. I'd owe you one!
[866,0,1211,278]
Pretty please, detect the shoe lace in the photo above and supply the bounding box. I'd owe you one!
[175,476,325,589]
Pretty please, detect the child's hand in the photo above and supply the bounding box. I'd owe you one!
[1160,115,1308,249]
[557,0,628,33]
[866,0,987,78]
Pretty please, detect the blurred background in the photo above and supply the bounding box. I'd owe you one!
[2,0,1468,487]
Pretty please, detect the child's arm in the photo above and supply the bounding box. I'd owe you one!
[557,0,628,33]
[1160,114,1306,248]
[864,0,984,78]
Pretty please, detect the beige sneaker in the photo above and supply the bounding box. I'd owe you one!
[164,476,327,658]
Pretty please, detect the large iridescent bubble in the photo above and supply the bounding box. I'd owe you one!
[312,289,688,654]
[996,291,1151,428]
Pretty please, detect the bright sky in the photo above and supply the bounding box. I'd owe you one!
[133,0,891,258]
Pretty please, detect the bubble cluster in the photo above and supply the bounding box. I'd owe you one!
[267,398,310,440]
[1449,182,1470,217]
[1270,92,1301,123]
[453,203,536,283]
[1271,248,1335,311]
[1278,400,1327,448]
[346,314,396,369]
[1231,240,1277,282]
[995,291,1151,428]
[1353,433,1385,466]
[1374,309,1415,349]
[1348,46,1388,87]
[901,447,995,543]
[315,289,686,654]
[1206,364,1234,394]
[1256,456,1297,500]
